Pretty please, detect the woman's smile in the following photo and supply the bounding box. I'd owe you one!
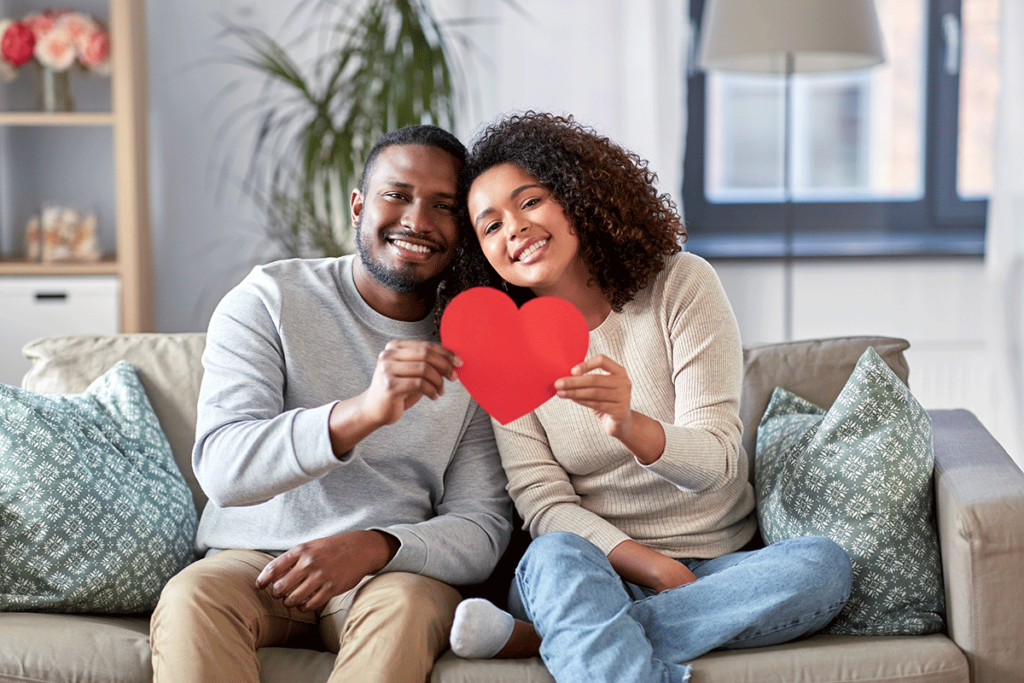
[514,238,549,263]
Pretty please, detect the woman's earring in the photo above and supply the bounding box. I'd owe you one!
[501,280,509,292]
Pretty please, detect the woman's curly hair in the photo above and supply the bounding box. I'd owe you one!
[437,111,686,320]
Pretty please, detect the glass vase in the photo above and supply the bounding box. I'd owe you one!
[39,67,74,113]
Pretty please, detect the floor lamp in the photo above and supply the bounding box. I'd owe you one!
[697,0,885,341]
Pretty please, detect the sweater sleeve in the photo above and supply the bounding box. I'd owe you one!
[495,412,632,555]
[375,403,513,584]
[192,272,342,508]
[640,255,746,493]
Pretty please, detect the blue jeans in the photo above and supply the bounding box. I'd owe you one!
[508,532,852,683]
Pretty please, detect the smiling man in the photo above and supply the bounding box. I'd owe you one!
[150,125,512,683]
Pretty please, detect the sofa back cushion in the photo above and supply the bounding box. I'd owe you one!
[740,336,911,474]
[18,332,911,516]
[21,333,208,513]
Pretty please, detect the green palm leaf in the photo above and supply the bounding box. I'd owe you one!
[213,0,467,258]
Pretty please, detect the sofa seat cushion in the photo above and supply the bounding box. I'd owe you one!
[0,615,966,683]
[0,613,344,683]
[741,336,910,465]
[430,634,967,683]
[256,647,336,683]
[0,613,151,683]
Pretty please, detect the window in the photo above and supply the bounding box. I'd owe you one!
[683,0,1000,258]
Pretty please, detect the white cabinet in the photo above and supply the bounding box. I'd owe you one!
[0,0,152,382]
[0,275,119,385]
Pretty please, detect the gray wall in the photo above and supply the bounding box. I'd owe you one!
[147,0,290,332]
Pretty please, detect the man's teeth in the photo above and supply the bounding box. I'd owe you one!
[518,240,548,261]
[393,239,431,254]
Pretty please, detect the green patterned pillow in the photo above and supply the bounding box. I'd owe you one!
[755,347,945,635]
[0,361,197,613]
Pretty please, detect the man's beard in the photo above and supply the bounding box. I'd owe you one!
[355,216,444,294]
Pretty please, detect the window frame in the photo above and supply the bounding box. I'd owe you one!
[682,0,987,259]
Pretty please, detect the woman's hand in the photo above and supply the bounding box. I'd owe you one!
[608,540,697,593]
[555,355,666,464]
[555,354,632,437]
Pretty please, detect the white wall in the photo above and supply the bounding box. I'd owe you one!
[436,0,686,210]
[145,0,294,332]
[712,256,1009,462]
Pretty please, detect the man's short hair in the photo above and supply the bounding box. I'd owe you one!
[359,125,467,195]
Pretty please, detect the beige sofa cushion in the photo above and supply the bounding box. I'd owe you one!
[740,336,910,467]
[18,332,909,515]
[0,613,152,683]
[20,333,208,513]
[0,612,967,683]
[431,633,967,683]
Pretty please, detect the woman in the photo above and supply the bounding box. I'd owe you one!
[439,112,852,683]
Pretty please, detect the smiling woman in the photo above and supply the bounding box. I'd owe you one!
[439,112,686,318]
[437,111,854,683]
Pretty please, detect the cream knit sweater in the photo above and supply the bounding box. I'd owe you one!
[495,252,757,560]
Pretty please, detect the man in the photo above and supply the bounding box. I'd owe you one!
[151,125,513,683]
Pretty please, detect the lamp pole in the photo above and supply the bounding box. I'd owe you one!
[783,50,795,341]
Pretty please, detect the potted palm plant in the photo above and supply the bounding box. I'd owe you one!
[214,0,471,257]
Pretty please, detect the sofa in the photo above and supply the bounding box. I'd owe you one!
[1,332,1023,683]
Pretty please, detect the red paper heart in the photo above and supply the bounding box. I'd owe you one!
[440,287,589,424]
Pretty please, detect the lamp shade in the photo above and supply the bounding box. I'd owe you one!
[698,0,885,73]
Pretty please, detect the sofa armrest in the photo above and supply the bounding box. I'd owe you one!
[930,409,1024,683]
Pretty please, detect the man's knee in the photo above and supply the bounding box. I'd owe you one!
[152,551,272,631]
[355,572,461,627]
[153,561,216,626]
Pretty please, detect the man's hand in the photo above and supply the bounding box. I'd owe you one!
[361,340,461,425]
[255,530,400,612]
[328,340,461,457]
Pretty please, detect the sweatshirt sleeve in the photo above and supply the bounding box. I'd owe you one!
[192,272,342,508]
[374,403,513,585]
[640,255,746,493]
[495,412,633,556]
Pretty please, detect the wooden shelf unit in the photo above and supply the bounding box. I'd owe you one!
[0,112,115,126]
[0,255,118,276]
[0,0,153,333]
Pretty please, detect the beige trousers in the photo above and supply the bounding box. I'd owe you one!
[150,549,461,683]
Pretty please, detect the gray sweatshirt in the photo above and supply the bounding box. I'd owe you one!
[192,256,512,585]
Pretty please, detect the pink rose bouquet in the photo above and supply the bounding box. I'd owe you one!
[0,8,110,81]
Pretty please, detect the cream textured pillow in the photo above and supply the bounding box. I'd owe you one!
[741,336,910,465]
[21,332,207,512]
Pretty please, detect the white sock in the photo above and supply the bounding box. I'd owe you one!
[450,598,515,659]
